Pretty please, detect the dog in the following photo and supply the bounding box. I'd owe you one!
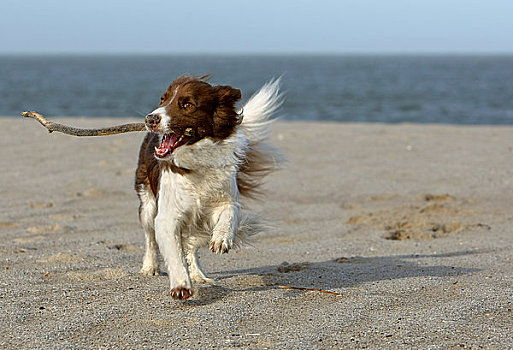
[135,75,282,300]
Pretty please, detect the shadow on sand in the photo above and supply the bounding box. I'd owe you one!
[186,249,482,306]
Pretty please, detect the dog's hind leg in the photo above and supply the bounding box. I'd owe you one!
[185,247,214,284]
[137,184,160,276]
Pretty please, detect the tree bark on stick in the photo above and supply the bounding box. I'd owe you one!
[22,111,146,136]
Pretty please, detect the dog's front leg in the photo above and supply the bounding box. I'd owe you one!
[155,171,193,300]
[154,211,193,300]
[210,202,240,254]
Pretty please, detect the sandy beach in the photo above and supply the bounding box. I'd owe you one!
[1,117,512,349]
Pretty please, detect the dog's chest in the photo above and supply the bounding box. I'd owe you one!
[158,166,236,212]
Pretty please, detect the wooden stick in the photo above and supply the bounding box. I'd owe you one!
[21,111,146,137]
[278,285,342,296]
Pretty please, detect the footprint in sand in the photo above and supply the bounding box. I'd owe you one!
[14,235,47,243]
[29,202,55,209]
[108,244,142,252]
[37,252,90,264]
[0,222,18,229]
[66,268,128,281]
[75,188,108,197]
[346,193,481,240]
[46,268,128,282]
[26,223,63,234]
[277,261,312,273]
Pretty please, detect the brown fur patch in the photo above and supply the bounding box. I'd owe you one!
[136,76,242,198]
[237,146,278,199]
[155,75,242,141]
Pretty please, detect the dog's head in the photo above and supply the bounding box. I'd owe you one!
[145,75,242,160]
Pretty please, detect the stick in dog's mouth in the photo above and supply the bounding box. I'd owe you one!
[21,111,146,136]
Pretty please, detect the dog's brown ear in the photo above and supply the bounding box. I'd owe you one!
[213,85,242,139]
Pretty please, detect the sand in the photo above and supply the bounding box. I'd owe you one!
[1,117,512,349]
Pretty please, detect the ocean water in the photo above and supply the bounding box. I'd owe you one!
[1,55,512,124]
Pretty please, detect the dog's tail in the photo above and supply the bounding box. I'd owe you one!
[238,78,284,199]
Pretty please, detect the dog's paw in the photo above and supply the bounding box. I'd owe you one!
[140,265,160,276]
[209,237,232,254]
[170,286,193,300]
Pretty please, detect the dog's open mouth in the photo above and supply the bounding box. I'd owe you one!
[154,133,190,159]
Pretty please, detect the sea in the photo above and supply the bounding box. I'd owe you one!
[1,55,512,124]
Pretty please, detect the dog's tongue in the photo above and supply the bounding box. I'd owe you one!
[155,133,180,158]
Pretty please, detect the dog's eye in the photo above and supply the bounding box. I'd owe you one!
[182,102,194,110]
[160,96,166,103]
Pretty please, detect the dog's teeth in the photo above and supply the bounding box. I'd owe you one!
[184,128,194,137]
[154,146,159,153]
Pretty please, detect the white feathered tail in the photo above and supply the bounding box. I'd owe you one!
[237,78,284,198]
[233,79,284,244]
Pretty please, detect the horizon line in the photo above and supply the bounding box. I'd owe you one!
[2,51,513,57]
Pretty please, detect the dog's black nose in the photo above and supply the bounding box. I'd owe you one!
[145,113,161,128]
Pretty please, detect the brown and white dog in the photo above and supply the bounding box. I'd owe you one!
[135,75,282,300]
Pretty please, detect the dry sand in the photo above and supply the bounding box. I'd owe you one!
[1,117,512,349]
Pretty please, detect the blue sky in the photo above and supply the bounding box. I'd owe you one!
[2,0,513,54]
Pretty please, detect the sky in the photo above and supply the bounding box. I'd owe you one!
[1,0,513,54]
